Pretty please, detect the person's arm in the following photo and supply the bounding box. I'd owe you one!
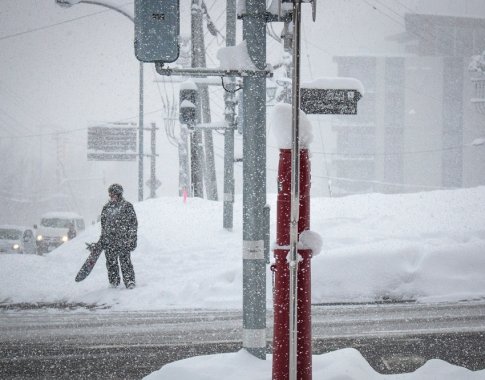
[97,205,107,250]
[126,203,138,251]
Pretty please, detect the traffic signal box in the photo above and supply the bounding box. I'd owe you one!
[134,0,180,63]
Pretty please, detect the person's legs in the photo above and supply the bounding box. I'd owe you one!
[119,250,135,288]
[105,249,120,287]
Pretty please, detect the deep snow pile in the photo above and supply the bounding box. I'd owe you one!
[1,187,485,310]
[144,348,485,380]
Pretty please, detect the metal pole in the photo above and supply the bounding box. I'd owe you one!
[191,0,218,200]
[54,1,144,201]
[190,1,206,198]
[223,0,237,230]
[150,122,157,198]
[242,0,267,360]
[178,124,190,196]
[138,61,144,202]
[289,1,302,379]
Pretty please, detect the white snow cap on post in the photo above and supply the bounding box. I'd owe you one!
[302,77,365,95]
[270,103,313,149]
[236,0,246,15]
[180,80,198,90]
[216,41,257,70]
[299,230,323,256]
[472,137,485,146]
[180,100,196,108]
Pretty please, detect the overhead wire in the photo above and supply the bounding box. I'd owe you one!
[362,0,454,53]
[301,21,333,196]
[265,164,456,192]
[0,3,133,42]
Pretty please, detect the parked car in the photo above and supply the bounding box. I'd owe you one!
[36,212,85,254]
[0,225,38,254]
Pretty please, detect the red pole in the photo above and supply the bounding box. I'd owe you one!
[272,149,312,380]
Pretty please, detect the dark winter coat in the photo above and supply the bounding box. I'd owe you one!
[99,197,138,251]
[67,226,76,240]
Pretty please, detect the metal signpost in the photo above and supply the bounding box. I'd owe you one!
[135,0,181,200]
[300,88,362,114]
[288,2,302,379]
[56,0,147,201]
[283,2,361,379]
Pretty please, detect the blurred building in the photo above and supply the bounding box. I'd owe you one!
[329,14,485,195]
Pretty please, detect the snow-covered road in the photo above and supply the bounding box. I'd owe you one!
[1,301,484,378]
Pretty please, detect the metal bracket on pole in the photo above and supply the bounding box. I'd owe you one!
[155,62,273,78]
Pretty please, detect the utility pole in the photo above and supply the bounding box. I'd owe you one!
[178,124,190,196]
[190,3,205,198]
[242,0,268,360]
[149,122,159,198]
[138,62,144,201]
[191,0,218,200]
[223,0,237,230]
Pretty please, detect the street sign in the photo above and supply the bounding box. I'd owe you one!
[87,153,137,161]
[134,0,180,63]
[300,88,362,115]
[87,123,137,161]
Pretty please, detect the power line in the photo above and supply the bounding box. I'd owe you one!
[0,103,169,141]
[302,21,333,196]
[265,141,475,158]
[0,2,133,42]
[391,0,418,14]
[0,10,107,42]
[0,127,86,140]
[310,173,456,191]
[265,165,456,192]
[362,0,452,53]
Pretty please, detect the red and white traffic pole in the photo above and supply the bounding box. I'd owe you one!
[272,146,312,380]
[272,1,316,378]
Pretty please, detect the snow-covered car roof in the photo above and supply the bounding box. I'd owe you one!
[0,224,34,232]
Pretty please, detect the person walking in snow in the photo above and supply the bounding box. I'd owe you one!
[97,183,138,289]
[67,223,76,240]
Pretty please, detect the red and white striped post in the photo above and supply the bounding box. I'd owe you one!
[272,147,312,380]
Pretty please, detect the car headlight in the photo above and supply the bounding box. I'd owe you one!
[37,235,43,241]
[61,235,68,242]
[12,243,20,250]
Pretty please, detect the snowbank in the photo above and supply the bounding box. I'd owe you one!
[2,187,485,379]
[1,187,485,310]
[144,348,485,380]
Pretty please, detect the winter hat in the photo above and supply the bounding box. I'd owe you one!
[108,183,123,196]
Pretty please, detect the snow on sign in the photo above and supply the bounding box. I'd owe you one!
[134,0,180,63]
[300,77,364,115]
[87,123,137,161]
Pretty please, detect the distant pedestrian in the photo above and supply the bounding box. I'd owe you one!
[67,223,76,240]
[96,184,138,289]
